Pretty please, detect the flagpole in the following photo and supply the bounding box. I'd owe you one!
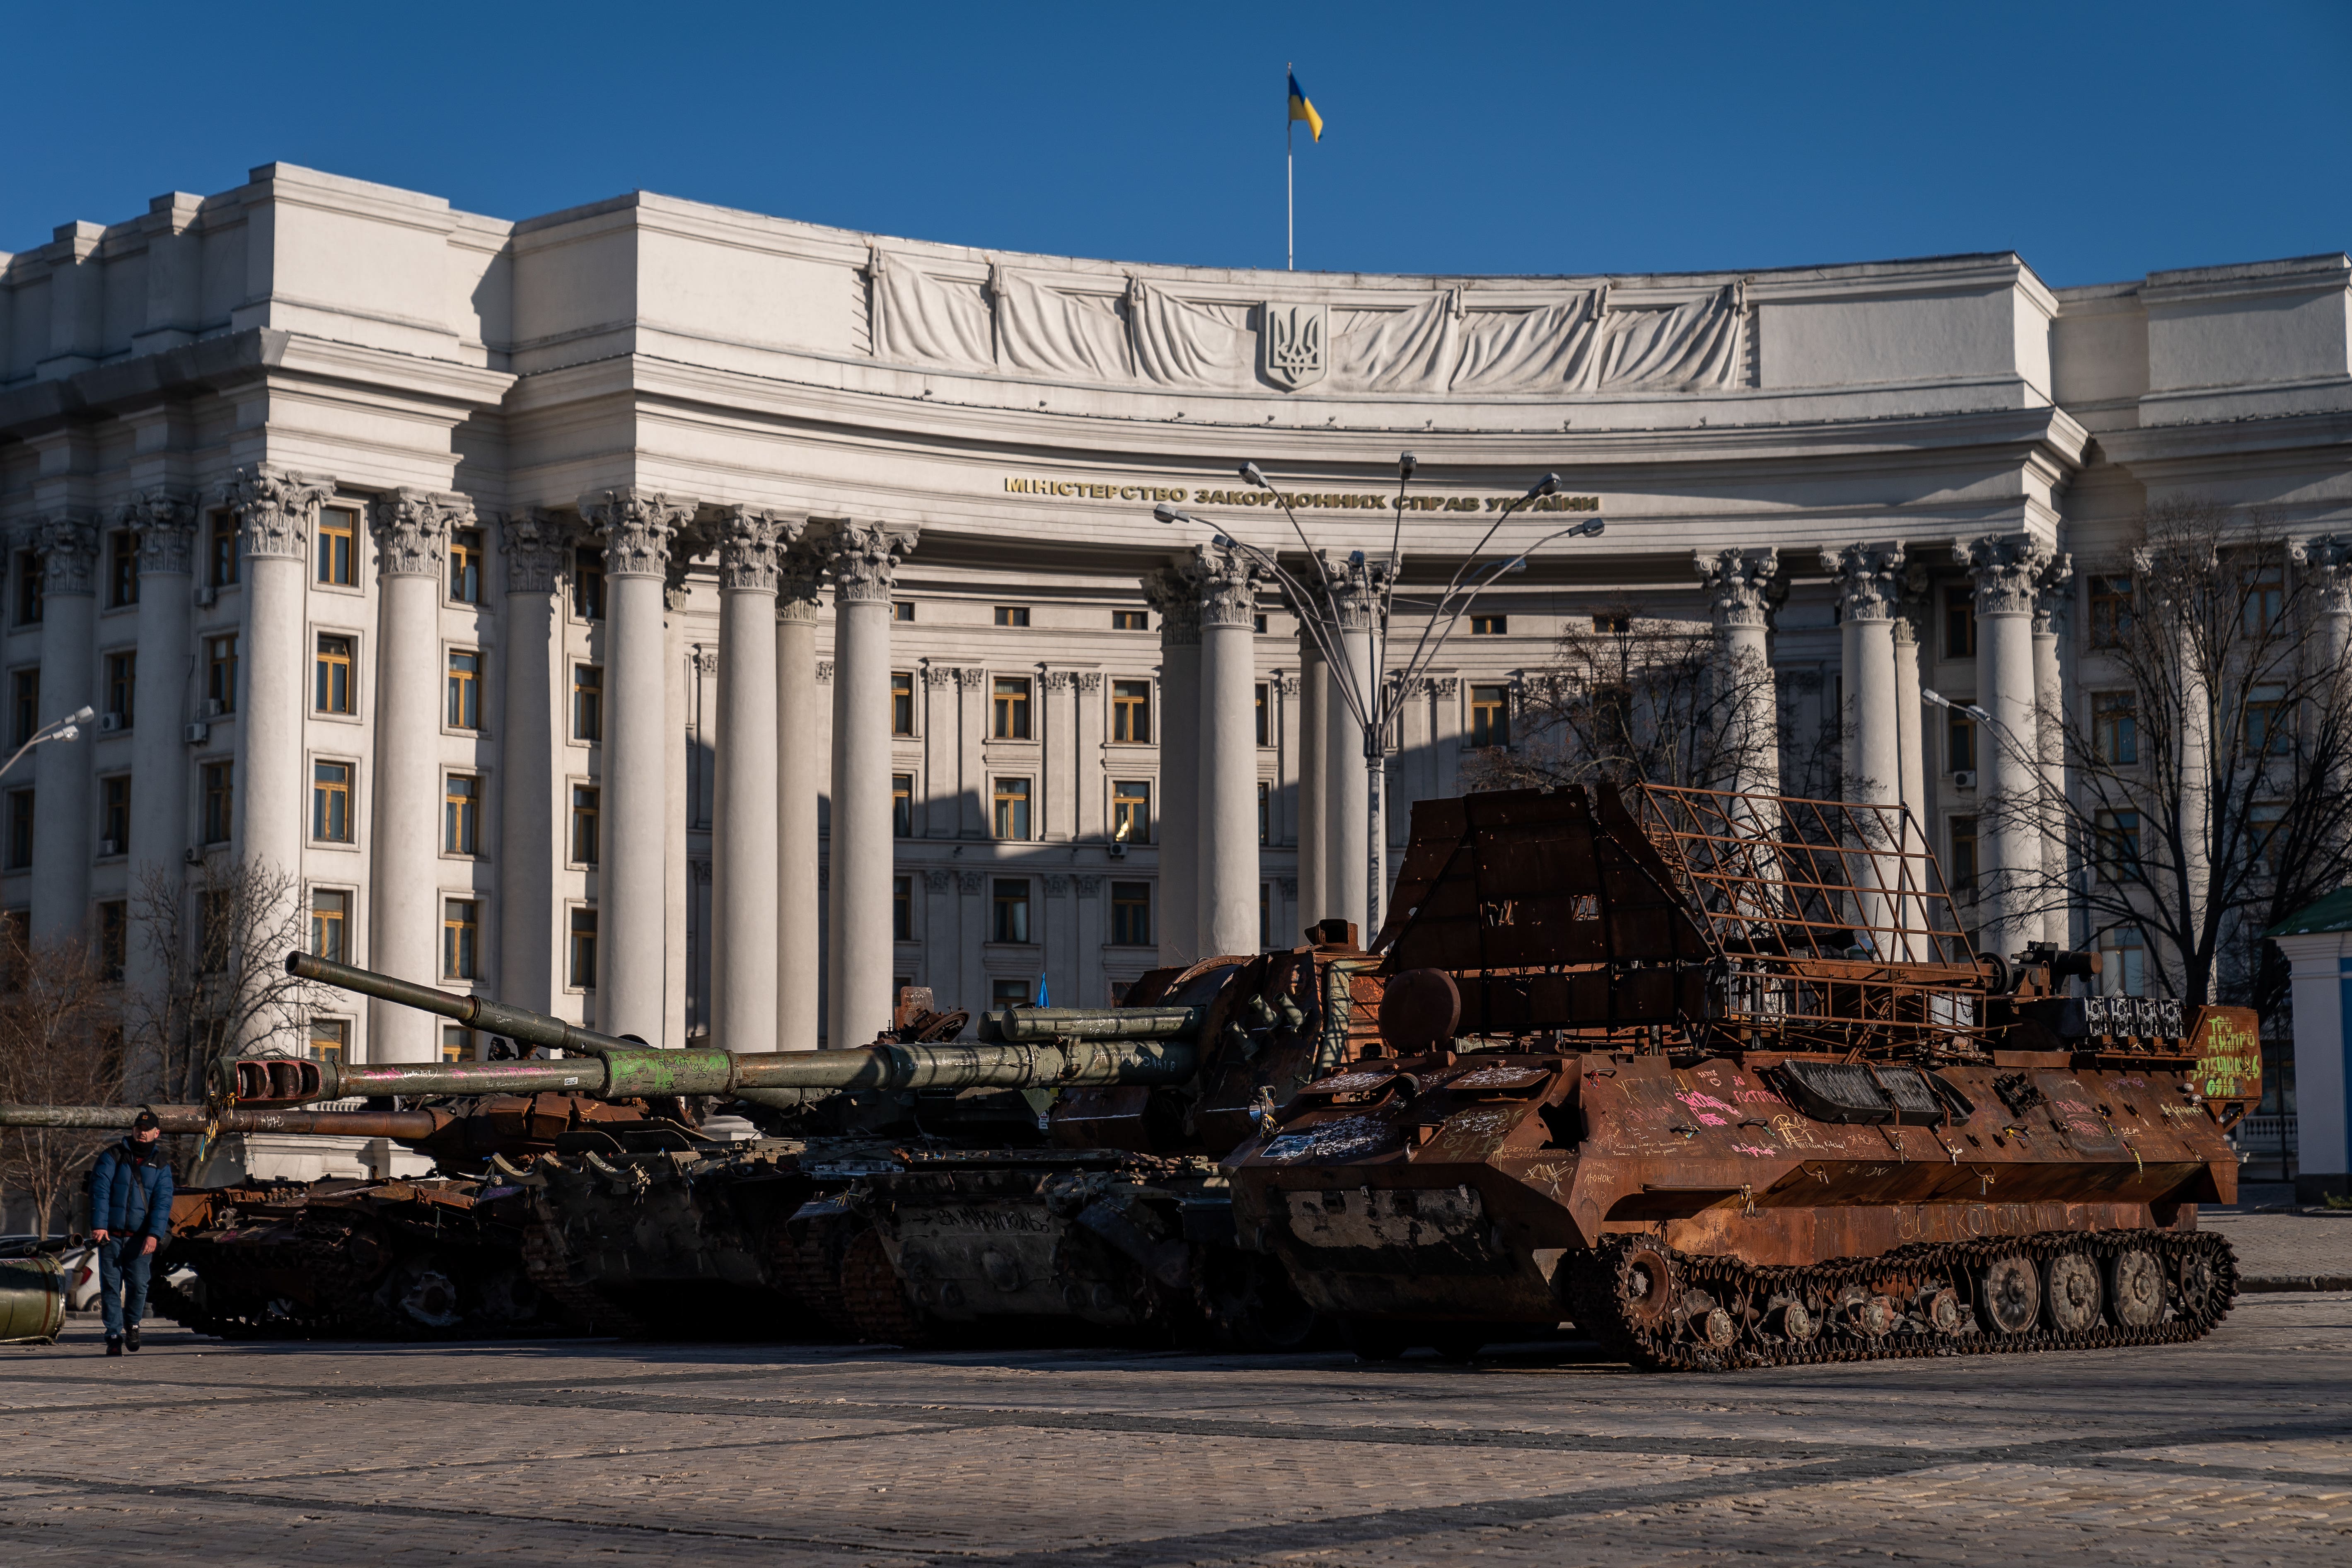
[1286,60,1294,270]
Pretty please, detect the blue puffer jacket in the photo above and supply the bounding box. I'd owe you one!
[87,1138,175,1239]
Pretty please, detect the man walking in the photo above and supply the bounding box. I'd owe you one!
[87,1111,174,1355]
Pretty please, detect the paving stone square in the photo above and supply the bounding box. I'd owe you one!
[5,1293,2349,1566]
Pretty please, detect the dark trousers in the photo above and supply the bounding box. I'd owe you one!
[97,1238,154,1338]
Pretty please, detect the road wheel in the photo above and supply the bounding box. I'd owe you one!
[1977,1254,2040,1336]
[2043,1253,2103,1334]
[2108,1247,2164,1328]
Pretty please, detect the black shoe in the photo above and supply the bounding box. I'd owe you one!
[105,1337,123,1357]
[125,1327,140,1353]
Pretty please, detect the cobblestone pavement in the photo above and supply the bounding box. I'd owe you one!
[5,1295,2349,1567]
[2202,1200,2352,1283]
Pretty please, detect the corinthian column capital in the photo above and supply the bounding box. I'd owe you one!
[580,488,694,579]
[824,519,918,605]
[1695,547,1778,630]
[2293,534,2352,616]
[718,506,805,594]
[222,464,336,561]
[1820,543,1905,622]
[2032,551,2074,635]
[1194,540,1266,630]
[498,510,571,596]
[1953,533,2052,617]
[1141,558,1206,646]
[1320,551,1385,630]
[370,487,470,578]
[121,489,198,577]
[31,515,100,597]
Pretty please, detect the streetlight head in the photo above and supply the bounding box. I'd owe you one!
[55,727,78,743]
[1153,502,1180,524]
[1574,519,1605,538]
[1239,461,1270,489]
[1506,558,1529,574]
[1922,689,1951,710]
[1964,704,1993,724]
[1524,472,1559,500]
[70,705,94,725]
[1398,451,1417,479]
[1347,548,1366,568]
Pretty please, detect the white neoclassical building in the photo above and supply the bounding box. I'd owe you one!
[1,163,2347,1097]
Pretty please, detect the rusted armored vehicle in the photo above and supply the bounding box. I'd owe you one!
[1228,784,2260,1369]
[0,1094,684,1338]
[231,949,1343,1347]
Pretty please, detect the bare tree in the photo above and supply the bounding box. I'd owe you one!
[0,928,123,1237]
[1991,500,2352,1012]
[124,853,321,1113]
[1463,600,1830,796]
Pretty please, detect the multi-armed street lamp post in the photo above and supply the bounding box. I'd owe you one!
[1154,454,1603,934]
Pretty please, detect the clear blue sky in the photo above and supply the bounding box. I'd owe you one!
[7,1,2347,286]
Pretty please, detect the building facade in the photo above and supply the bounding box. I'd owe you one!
[1,164,2347,1085]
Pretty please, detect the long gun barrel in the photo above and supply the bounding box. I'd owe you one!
[0,1102,441,1138]
[233,954,1201,1107]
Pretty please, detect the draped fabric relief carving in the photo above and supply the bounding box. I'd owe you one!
[865,250,1752,396]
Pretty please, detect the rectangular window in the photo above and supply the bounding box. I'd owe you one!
[2245,684,2291,755]
[1255,683,1269,747]
[1112,780,1152,846]
[571,785,600,865]
[993,676,1032,739]
[314,634,355,715]
[2250,802,2287,875]
[312,761,353,843]
[993,777,1032,841]
[4,791,30,870]
[892,671,914,736]
[104,652,135,728]
[569,907,598,988]
[1943,585,1976,660]
[1471,614,1507,635]
[100,776,129,853]
[2092,692,2138,765]
[992,878,1032,943]
[445,773,481,855]
[206,635,238,714]
[892,773,913,838]
[443,899,480,980]
[11,670,38,747]
[1254,613,1267,634]
[992,977,1037,1008]
[311,889,349,962]
[1111,881,1152,946]
[1948,815,1977,896]
[1592,611,1630,634]
[572,547,605,620]
[309,1018,348,1063]
[1112,679,1151,743]
[1113,609,1148,631]
[2088,574,2132,649]
[108,530,138,608]
[15,551,42,625]
[1258,780,1271,845]
[892,601,915,623]
[447,650,481,729]
[2243,564,2285,635]
[2097,809,2143,880]
[893,874,912,941]
[2101,926,2147,998]
[448,528,483,604]
[208,512,238,588]
[97,900,128,982]
[573,664,603,741]
[1470,684,1511,749]
[201,763,233,844]
[316,505,357,587]
[442,1025,475,1063]
[1948,712,1977,774]
[994,606,1030,627]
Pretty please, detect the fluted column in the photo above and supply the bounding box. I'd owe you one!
[27,517,98,942]
[775,533,826,1051]
[1957,534,2051,957]
[824,521,917,1048]
[711,507,789,1055]
[1825,545,1905,950]
[1196,541,1266,957]
[580,488,691,1044]
[1295,619,1326,928]
[2032,554,2074,949]
[1324,556,1381,941]
[123,491,196,1092]
[1696,548,1779,797]
[367,490,460,1060]
[1142,561,1204,966]
[225,467,334,895]
[498,512,567,1014]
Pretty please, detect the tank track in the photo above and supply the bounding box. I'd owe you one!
[1567,1228,2237,1372]
[151,1216,402,1340]
[837,1226,937,1348]
[517,1210,647,1338]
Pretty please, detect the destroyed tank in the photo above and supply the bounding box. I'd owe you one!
[1227,784,2260,1370]
[0,1094,690,1338]
[242,947,1349,1347]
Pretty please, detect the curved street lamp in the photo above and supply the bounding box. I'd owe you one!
[0,705,95,783]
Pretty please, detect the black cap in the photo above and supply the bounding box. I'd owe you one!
[131,1110,160,1132]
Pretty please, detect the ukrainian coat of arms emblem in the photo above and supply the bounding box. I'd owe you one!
[1260,302,1329,390]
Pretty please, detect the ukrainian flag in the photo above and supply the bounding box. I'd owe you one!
[1288,71,1324,142]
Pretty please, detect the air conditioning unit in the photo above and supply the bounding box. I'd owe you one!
[204,698,226,718]
[194,585,216,608]
[98,713,123,733]
[183,721,210,744]
[1951,770,1977,790]
[98,838,120,857]
[182,847,204,866]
